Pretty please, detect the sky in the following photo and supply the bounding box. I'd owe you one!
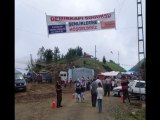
[15,0,146,73]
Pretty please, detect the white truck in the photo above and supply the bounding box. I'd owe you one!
[59,67,94,82]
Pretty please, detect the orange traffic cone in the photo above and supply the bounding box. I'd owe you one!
[51,101,56,109]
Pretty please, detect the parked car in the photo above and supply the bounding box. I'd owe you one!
[112,80,133,97]
[128,80,146,100]
[112,80,146,101]
[15,70,27,92]
[112,86,123,97]
[26,71,37,83]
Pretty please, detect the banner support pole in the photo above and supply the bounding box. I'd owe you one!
[45,12,49,38]
[114,8,116,30]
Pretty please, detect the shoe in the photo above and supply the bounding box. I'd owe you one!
[60,105,63,107]
[57,106,60,108]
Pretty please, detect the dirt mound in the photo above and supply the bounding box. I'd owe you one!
[15,83,74,103]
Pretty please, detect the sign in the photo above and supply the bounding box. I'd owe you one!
[46,11,116,35]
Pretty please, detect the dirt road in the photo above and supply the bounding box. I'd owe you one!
[15,83,145,120]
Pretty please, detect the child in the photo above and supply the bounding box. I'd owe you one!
[81,79,86,102]
[96,82,104,113]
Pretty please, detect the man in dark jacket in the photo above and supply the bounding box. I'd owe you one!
[55,77,63,108]
[90,78,98,107]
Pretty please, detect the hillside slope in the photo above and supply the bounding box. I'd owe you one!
[129,58,145,72]
[33,57,126,78]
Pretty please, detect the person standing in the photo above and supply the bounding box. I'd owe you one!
[64,79,67,88]
[96,82,104,113]
[121,75,130,103]
[95,76,102,86]
[69,78,72,87]
[111,79,115,91]
[81,79,86,102]
[55,77,63,108]
[75,79,82,102]
[90,78,98,107]
[104,76,111,96]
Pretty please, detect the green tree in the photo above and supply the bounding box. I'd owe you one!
[109,60,115,63]
[103,56,106,64]
[83,60,86,66]
[43,49,54,63]
[37,46,45,61]
[64,46,83,64]
[61,54,64,59]
[76,46,83,56]
[65,48,75,63]
[53,46,60,62]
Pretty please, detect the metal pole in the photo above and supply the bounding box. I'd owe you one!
[45,12,49,38]
[114,8,116,30]
[95,45,96,60]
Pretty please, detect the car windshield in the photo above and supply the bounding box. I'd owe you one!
[15,73,23,80]
[128,81,134,86]
[135,82,145,88]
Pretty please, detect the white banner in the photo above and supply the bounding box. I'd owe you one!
[46,11,116,35]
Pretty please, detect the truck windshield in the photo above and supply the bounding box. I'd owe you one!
[15,73,23,80]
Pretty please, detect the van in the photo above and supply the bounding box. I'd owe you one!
[15,70,27,92]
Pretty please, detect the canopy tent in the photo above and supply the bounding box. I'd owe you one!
[97,71,121,80]
[101,71,120,76]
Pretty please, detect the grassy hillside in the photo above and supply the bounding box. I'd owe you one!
[33,57,126,78]
[129,58,145,72]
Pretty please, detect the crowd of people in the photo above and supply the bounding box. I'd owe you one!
[55,75,130,113]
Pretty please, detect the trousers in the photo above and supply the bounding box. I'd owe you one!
[57,93,62,106]
[97,99,102,113]
[91,93,97,107]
